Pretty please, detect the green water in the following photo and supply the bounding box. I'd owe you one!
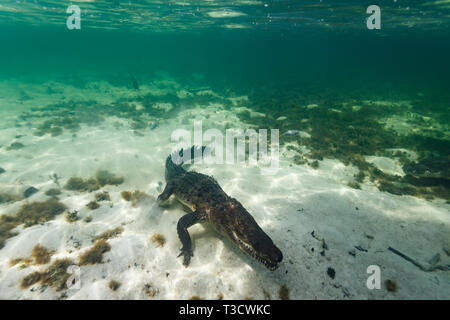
[0,0,449,300]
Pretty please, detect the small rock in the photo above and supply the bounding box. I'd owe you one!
[0,168,5,174]
[24,186,38,198]
[327,267,336,279]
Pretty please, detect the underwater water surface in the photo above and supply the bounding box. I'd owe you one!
[0,1,449,300]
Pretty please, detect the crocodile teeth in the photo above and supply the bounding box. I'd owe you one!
[237,239,277,270]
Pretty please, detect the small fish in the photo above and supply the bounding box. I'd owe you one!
[149,122,158,130]
[282,130,300,136]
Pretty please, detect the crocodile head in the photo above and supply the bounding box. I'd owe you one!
[223,199,283,271]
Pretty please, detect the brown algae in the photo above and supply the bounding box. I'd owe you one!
[86,201,100,210]
[108,280,121,291]
[79,240,111,265]
[20,258,74,291]
[150,233,166,248]
[94,227,124,242]
[0,199,66,249]
[278,284,290,300]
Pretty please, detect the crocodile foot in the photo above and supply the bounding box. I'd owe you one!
[178,248,193,267]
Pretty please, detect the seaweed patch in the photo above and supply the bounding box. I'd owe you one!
[0,199,66,249]
[20,258,74,291]
[79,239,111,265]
[121,190,149,207]
[94,227,124,242]
[150,233,166,247]
[64,170,124,193]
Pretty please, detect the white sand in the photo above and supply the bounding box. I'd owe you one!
[0,78,449,300]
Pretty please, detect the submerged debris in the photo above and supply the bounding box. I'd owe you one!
[388,246,450,272]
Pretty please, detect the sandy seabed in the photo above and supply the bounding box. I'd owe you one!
[0,77,448,300]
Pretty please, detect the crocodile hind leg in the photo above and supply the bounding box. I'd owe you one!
[157,181,174,207]
[177,211,201,267]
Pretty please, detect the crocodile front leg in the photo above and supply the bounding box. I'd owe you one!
[177,211,201,267]
[157,181,174,207]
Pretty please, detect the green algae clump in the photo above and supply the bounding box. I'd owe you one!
[45,188,61,198]
[65,210,80,223]
[0,193,22,204]
[86,201,100,210]
[96,170,124,187]
[95,191,110,202]
[121,190,132,201]
[6,142,24,150]
[64,177,100,193]
[64,170,124,193]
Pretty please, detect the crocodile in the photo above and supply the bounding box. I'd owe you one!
[157,146,283,270]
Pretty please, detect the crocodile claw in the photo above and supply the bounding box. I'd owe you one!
[178,248,193,267]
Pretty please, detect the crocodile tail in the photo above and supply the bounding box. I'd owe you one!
[165,146,207,181]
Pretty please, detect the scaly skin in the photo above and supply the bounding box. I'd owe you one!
[157,147,283,270]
